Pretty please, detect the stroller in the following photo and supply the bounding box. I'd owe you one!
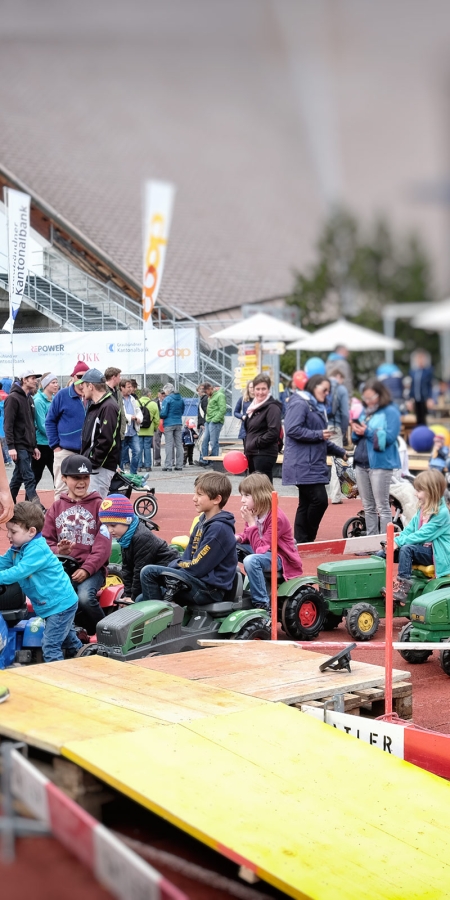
[108,470,158,521]
[334,459,416,539]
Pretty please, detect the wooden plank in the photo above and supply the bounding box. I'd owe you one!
[63,703,450,900]
[131,643,314,679]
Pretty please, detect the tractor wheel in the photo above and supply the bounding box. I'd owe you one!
[342,516,366,539]
[107,563,123,578]
[282,588,326,640]
[324,612,342,630]
[345,602,380,641]
[439,639,450,675]
[232,619,271,641]
[134,494,158,520]
[399,622,432,664]
[76,643,99,658]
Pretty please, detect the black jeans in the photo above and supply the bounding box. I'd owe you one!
[32,445,54,487]
[414,400,428,426]
[140,564,225,606]
[10,449,39,502]
[295,483,328,543]
[247,453,278,484]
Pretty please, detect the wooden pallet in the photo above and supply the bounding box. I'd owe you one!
[295,680,412,719]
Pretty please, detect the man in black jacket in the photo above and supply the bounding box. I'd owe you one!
[78,368,120,498]
[4,369,42,502]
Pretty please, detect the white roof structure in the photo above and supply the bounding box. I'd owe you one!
[210,313,308,344]
[412,301,450,331]
[287,318,403,351]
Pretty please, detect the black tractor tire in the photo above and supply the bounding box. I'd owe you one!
[399,621,433,664]
[345,602,380,641]
[76,643,99,658]
[232,619,271,641]
[107,564,123,578]
[324,612,342,630]
[439,640,450,675]
[134,494,158,520]
[282,588,326,640]
[342,516,366,539]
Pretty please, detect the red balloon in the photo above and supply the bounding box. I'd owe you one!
[292,370,308,390]
[223,451,248,475]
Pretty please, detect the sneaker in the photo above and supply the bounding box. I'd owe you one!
[162,468,172,472]
[0,686,10,703]
[393,578,412,603]
[174,467,183,471]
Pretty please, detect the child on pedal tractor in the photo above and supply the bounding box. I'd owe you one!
[236,473,303,610]
[140,472,237,605]
[394,469,450,602]
[0,501,82,662]
[42,455,112,634]
[98,494,178,600]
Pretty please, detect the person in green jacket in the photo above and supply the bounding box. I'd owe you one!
[138,390,160,471]
[394,469,450,601]
[32,373,60,487]
[200,385,227,467]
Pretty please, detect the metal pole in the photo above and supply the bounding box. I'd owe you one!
[271,491,278,641]
[384,522,395,718]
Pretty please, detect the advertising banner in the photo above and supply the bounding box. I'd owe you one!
[142,180,176,328]
[4,188,31,333]
[0,328,197,377]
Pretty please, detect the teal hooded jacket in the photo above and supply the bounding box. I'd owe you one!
[0,534,78,617]
[395,498,450,578]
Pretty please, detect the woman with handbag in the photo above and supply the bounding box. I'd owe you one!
[233,381,254,442]
[352,379,401,535]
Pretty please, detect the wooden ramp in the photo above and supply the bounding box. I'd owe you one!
[1,656,450,899]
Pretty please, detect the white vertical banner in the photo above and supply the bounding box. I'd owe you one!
[142,180,176,329]
[4,188,31,333]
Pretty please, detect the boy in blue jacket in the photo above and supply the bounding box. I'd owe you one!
[0,502,82,662]
[140,472,237,605]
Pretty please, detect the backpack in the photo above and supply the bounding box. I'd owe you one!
[325,381,339,421]
[139,399,151,429]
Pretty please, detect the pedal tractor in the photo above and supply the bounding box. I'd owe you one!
[295,556,450,641]
[79,568,271,660]
[398,584,450,674]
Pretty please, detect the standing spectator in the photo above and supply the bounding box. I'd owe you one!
[233,381,254,442]
[326,344,353,395]
[408,349,433,425]
[32,372,59,488]
[196,383,209,462]
[326,368,350,505]
[352,379,401,535]
[160,383,184,471]
[242,374,282,483]
[4,370,42,504]
[45,363,86,498]
[137,390,160,471]
[119,379,143,474]
[200,384,227,465]
[0,383,12,466]
[282,375,347,542]
[105,367,126,440]
[130,379,140,399]
[152,390,165,467]
[79,368,120,498]
[182,418,198,466]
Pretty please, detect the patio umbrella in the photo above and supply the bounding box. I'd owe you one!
[412,300,450,331]
[287,318,403,351]
[210,312,309,344]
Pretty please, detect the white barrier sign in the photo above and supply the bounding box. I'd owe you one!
[302,705,405,758]
[0,328,197,376]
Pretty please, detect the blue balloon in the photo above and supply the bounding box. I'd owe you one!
[304,356,326,377]
[409,425,435,453]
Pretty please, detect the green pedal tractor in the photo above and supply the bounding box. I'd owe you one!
[398,587,450,673]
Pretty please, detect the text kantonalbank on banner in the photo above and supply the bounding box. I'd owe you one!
[0,329,197,376]
[4,188,31,333]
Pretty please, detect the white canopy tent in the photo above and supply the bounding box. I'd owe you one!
[210,312,309,344]
[287,318,403,352]
[412,300,450,331]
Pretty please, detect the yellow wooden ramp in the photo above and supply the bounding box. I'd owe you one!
[1,658,450,899]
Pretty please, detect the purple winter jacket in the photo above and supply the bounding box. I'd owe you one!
[282,392,346,486]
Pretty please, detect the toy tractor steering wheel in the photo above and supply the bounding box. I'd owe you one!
[319,643,357,673]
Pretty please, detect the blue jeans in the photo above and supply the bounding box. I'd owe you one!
[139,435,153,468]
[9,449,39,502]
[121,434,140,474]
[42,601,82,662]
[202,421,223,460]
[398,544,434,580]
[140,564,225,606]
[74,570,105,634]
[242,548,282,608]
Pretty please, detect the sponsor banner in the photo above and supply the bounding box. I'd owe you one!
[302,706,405,757]
[143,180,176,328]
[4,188,31,333]
[0,328,197,376]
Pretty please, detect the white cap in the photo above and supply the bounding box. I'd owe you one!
[19,369,41,379]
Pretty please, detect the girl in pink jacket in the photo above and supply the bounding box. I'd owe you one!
[236,473,303,609]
